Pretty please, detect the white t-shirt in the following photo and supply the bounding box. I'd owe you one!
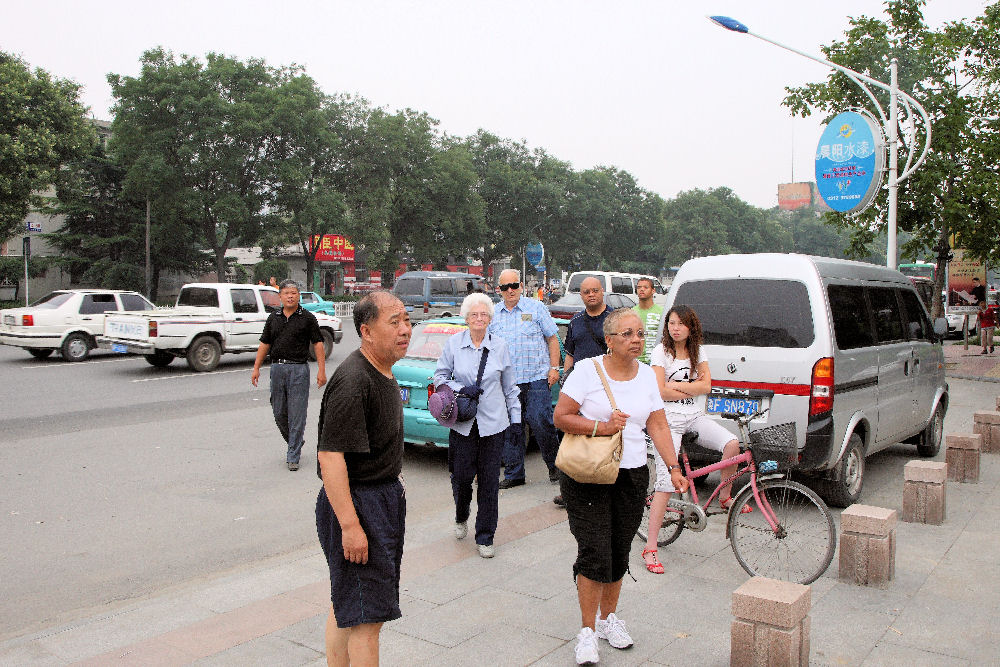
[560,356,663,469]
[649,345,707,416]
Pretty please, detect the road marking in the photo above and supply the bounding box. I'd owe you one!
[130,368,247,382]
[20,357,141,369]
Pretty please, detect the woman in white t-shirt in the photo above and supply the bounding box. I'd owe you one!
[642,305,740,575]
[554,309,688,664]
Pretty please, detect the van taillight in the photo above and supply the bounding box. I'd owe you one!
[809,357,834,416]
[149,321,158,337]
[21,314,33,326]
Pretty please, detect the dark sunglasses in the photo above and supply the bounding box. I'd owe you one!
[499,282,521,291]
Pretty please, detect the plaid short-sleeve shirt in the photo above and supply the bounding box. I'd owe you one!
[489,297,558,384]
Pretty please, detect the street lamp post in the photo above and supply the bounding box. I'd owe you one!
[709,16,932,269]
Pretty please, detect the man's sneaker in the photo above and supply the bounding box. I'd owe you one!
[287,461,299,471]
[553,494,566,507]
[454,521,468,540]
[548,468,560,483]
[478,543,495,558]
[595,612,633,649]
[574,627,600,665]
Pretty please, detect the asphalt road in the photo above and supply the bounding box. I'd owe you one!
[0,333,983,642]
[0,329,460,640]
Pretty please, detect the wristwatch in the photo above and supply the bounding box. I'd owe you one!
[667,465,681,472]
[550,366,561,372]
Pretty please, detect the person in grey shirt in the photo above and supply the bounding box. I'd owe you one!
[433,293,520,557]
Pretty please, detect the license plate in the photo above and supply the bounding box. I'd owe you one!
[707,396,761,416]
[111,343,128,354]
[399,387,410,404]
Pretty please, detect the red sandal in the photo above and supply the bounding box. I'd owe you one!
[719,496,753,514]
[641,548,664,574]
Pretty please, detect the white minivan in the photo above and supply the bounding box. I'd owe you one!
[661,253,948,506]
[566,271,667,304]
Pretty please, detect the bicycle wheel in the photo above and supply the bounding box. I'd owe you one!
[728,479,835,585]
[636,455,684,547]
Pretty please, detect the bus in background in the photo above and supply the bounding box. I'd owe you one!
[898,261,936,282]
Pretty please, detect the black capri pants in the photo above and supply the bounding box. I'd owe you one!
[559,465,649,583]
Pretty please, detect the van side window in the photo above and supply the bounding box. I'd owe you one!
[610,276,632,294]
[431,278,453,297]
[673,279,814,348]
[652,279,666,295]
[394,278,423,296]
[868,287,906,343]
[898,289,931,341]
[828,285,876,349]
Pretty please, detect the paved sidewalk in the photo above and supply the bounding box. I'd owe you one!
[3,377,1000,666]
[944,340,1000,382]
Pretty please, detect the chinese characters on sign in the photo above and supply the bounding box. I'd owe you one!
[310,234,355,262]
[814,111,884,213]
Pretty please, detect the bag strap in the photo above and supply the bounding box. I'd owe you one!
[474,344,490,388]
[591,357,619,411]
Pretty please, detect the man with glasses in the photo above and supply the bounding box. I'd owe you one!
[490,269,562,488]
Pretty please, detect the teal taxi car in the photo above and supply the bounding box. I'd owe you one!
[392,316,566,448]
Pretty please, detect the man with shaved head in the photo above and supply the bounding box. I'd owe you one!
[490,269,562,488]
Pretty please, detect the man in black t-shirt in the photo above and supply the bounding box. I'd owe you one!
[252,280,326,471]
[315,291,412,665]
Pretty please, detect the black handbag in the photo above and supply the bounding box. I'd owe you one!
[455,345,490,421]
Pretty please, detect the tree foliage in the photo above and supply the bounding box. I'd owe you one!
[0,51,94,242]
[783,0,1000,316]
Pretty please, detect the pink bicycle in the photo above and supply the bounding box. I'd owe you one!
[637,411,836,585]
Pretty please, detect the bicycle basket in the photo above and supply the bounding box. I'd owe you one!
[748,422,798,470]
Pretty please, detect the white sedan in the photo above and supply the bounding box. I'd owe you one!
[0,289,155,361]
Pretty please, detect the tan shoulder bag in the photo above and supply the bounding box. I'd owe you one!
[555,358,624,484]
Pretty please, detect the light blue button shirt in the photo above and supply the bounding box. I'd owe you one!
[489,297,559,384]
[433,330,520,437]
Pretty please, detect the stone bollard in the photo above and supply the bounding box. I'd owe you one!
[838,504,896,588]
[731,577,810,667]
[946,434,982,484]
[902,460,946,524]
[995,396,1000,411]
[972,411,1000,453]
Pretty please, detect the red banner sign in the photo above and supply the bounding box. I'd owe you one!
[310,234,355,262]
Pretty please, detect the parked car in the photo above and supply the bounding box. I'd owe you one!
[299,291,338,316]
[392,316,567,448]
[97,283,342,371]
[0,289,155,361]
[566,271,667,305]
[661,253,948,507]
[392,271,489,321]
[547,292,637,320]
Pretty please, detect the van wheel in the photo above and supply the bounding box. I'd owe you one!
[309,330,334,361]
[186,336,221,372]
[823,434,865,508]
[917,402,945,457]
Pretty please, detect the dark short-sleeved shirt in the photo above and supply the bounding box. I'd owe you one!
[260,306,322,362]
[317,350,404,484]
[565,307,614,363]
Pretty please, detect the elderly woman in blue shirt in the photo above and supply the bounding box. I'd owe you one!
[433,292,520,558]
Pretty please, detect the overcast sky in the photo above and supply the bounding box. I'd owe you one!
[3,0,990,208]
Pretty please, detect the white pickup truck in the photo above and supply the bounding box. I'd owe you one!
[96,283,343,371]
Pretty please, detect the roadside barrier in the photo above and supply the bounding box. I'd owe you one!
[901,460,947,524]
[839,504,897,588]
[731,577,811,667]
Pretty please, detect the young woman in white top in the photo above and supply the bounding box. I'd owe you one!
[641,305,740,575]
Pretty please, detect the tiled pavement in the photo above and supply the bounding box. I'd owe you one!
[3,357,1000,666]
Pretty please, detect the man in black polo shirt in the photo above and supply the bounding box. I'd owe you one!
[252,280,327,471]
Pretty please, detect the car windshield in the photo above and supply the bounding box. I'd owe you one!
[554,293,584,307]
[29,292,73,309]
[405,321,466,359]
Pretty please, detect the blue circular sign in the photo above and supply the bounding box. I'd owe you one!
[814,111,885,213]
[525,242,544,268]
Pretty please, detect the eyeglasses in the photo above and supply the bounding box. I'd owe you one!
[467,312,491,319]
[499,282,521,291]
[609,329,646,340]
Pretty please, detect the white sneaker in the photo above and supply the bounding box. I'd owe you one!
[595,612,633,649]
[454,522,467,539]
[575,627,600,665]
[478,543,495,558]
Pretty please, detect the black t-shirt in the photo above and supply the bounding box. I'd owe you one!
[316,349,404,484]
[260,307,322,362]
[565,307,613,362]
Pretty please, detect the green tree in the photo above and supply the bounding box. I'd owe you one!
[0,52,94,242]
[108,48,299,282]
[783,0,1000,316]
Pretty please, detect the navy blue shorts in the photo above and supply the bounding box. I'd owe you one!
[315,479,406,628]
[560,466,648,583]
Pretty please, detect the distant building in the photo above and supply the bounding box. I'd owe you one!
[777,182,831,213]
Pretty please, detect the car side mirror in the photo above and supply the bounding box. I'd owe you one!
[933,317,947,337]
